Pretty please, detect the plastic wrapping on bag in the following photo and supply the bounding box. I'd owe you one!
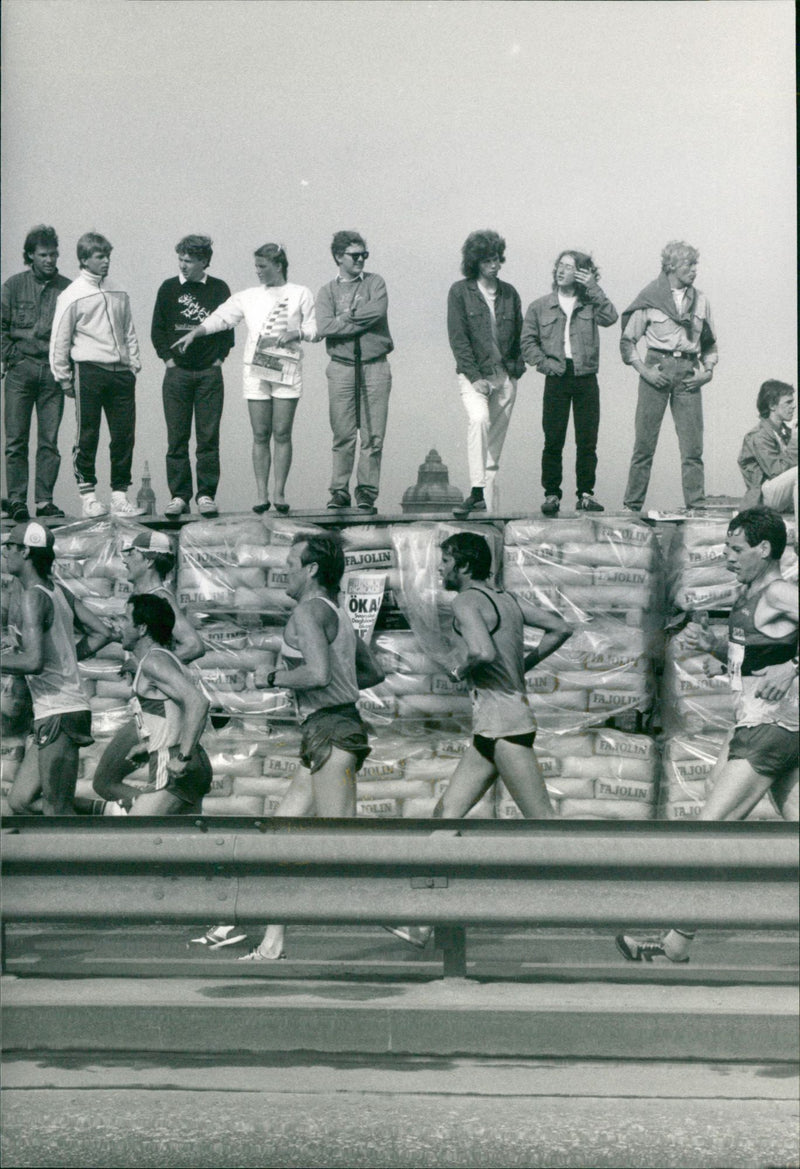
[668,517,798,612]
[661,624,734,735]
[177,515,324,612]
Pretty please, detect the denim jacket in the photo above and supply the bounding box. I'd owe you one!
[447,278,525,383]
[1,269,71,369]
[521,284,618,377]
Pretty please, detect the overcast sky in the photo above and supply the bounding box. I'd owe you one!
[2,0,796,516]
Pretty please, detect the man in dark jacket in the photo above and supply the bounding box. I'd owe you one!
[151,235,234,518]
[1,225,71,522]
[738,379,797,524]
[521,249,617,516]
[447,230,525,517]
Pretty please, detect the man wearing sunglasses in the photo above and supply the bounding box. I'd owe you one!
[316,232,394,514]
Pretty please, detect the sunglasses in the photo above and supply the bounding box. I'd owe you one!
[344,251,369,261]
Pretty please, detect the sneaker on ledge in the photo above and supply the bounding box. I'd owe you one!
[110,492,145,517]
[327,490,352,510]
[453,491,487,518]
[615,933,689,963]
[9,501,31,523]
[164,497,189,517]
[81,496,108,518]
[355,493,378,515]
[35,502,65,519]
[576,493,604,512]
[540,495,560,516]
[196,495,218,517]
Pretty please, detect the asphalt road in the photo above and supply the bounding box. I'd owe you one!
[2,1054,798,1169]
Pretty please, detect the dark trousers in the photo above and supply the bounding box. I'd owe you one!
[73,362,136,494]
[541,361,600,499]
[162,365,224,502]
[3,357,64,504]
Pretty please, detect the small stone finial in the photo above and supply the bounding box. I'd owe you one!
[401,449,464,514]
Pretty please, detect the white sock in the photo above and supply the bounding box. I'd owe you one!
[663,928,693,960]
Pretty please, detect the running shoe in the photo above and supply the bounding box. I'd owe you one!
[615,933,690,963]
[327,490,351,510]
[383,925,433,950]
[196,495,218,517]
[576,493,604,512]
[190,924,247,948]
[111,492,145,517]
[82,496,109,518]
[164,497,189,516]
[35,502,65,518]
[541,495,560,516]
[238,947,287,961]
[8,501,30,522]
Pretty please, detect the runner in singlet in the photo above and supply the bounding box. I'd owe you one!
[2,521,112,813]
[618,507,798,965]
[118,592,211,814]
[92,529,204,809]
[387,530,572,949]
[237,531,383,960]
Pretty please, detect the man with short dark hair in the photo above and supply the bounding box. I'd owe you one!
[617,507,798,964]
[620,240,718,512]
[1,520,111,814]
[738,380,797,521]
[1,225,71,522]
[50,232,143,518]
[118,593,212,815]
[316,232,393,514]
[387,530,572,950]
[151,235,234,518]
[237,530,384,960]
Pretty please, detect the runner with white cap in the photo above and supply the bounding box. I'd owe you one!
[2,521,112,813]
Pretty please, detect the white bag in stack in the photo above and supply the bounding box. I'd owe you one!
[668,517,798,613]
[660,622,735,736]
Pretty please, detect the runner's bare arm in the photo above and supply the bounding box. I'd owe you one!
[170,607,204,664]
[513,596,572,669]
[0,589,47,674]
[71,594,114,658]
[355,635,385,689]
[270,602,335,691]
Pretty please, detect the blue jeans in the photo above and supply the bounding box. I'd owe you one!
[624,352,704,509]
[3,357,64,505]
[541,361,600,499]
[162,365,224,502]
[327,357,391,500]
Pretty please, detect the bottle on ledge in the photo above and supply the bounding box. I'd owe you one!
[136,462,157,517]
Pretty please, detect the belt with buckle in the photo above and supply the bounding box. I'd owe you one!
[649,348,696,360]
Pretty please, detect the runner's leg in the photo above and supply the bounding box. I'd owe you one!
[495,738,555,818]
[433,746,497,818]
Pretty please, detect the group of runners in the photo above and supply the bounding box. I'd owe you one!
[1,501,797,962]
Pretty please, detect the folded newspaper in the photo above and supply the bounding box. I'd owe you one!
[250,335,299,386]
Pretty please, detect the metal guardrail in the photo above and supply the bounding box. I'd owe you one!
[2,817,798,977]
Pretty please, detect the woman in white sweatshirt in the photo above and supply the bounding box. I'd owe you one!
[172,243,317,513]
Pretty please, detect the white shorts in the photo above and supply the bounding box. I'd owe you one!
[243,370,303,401]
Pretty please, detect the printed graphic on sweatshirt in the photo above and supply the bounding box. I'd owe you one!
[176,291,212,328]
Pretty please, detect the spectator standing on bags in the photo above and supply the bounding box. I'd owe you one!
[172,243,315,515]
[49,232,144,518]
[521,250,617,516]
[1,225,71,523]
[1,521,112,814]
[620,240,718,513]
[617,507,798,965]
[316,232,393,515]
[738,379,797,528]
[151,235,234,518]
[447,230,525,517]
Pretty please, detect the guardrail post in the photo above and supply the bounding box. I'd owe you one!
[435,924,467,979]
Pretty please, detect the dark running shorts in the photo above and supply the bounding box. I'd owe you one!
[474,730,537,763]
[728,723,798,782]
[301,703,371,774]
[148,744,213,806]
[33,709,93,749]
